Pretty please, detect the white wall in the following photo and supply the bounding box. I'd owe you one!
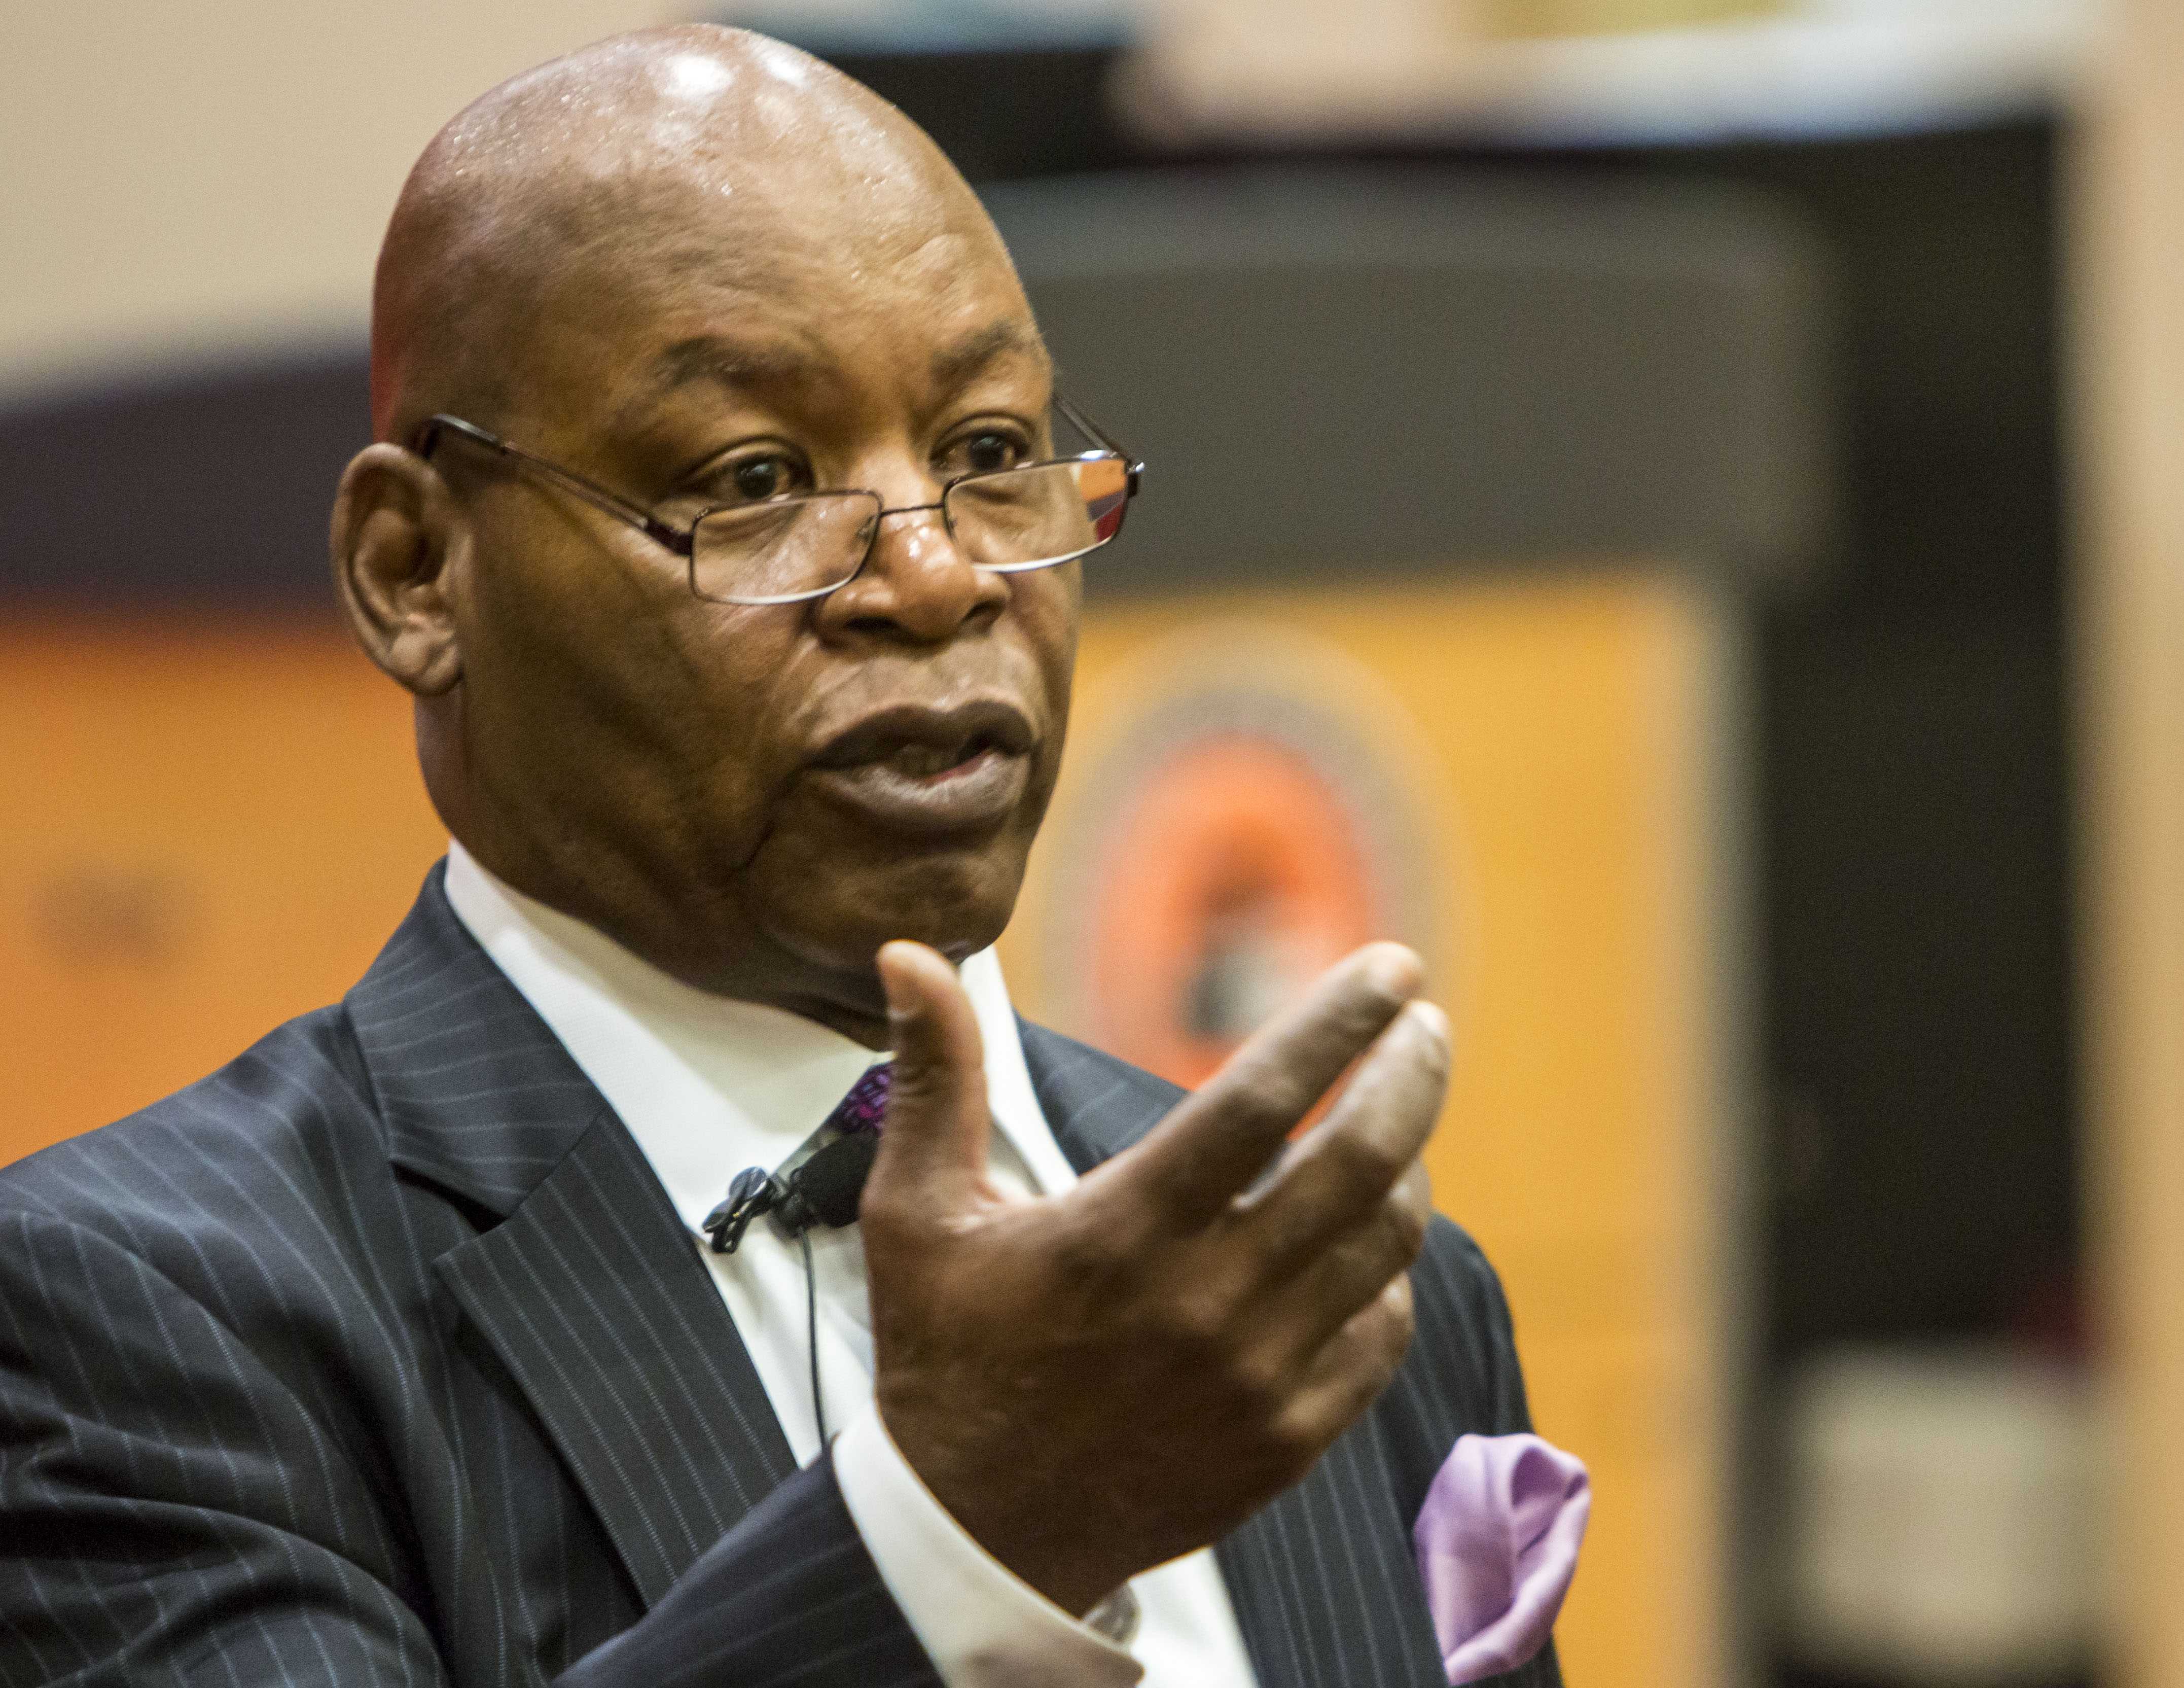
[0,0,1147,400]
[0,2,672,397]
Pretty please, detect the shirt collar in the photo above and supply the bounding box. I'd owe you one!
[440,841,1075,1230]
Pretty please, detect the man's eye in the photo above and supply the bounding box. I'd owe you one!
[950,431,1025,477]
[687,453,806,507]
[727,456,800,502]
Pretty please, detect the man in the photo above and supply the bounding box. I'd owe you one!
[0,25,1569,1688]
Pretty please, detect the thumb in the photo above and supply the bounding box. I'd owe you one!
[868,940,992,1212]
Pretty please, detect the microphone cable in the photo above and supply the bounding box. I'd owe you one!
[703,1131,882,1448]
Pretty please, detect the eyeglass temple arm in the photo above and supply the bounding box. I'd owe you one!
[411,413,695,555]
[1053,393,1144,491]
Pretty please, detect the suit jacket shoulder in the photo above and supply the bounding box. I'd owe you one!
[5,998,403,1291]
[0,1000,446,1502]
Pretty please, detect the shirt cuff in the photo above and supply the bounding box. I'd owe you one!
[833,1401,1144,1688]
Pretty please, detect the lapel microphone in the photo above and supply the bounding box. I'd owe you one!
[700,1130,882,1447]
[703,1130,881,1255]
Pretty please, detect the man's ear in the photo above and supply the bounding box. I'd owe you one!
[330,443,467,696]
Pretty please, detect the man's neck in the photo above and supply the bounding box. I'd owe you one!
[440,834,893,1046]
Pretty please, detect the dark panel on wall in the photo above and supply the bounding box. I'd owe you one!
[1607,127,2075,1357]
[987,168,1830,594]
[823,45,1132,181]
[1764,611,2073,1346]
[0,348,368,612]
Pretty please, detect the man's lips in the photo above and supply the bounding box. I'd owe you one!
[805,699,1037,835]
[811,699,1036,770]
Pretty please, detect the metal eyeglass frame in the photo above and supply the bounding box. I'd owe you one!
[410,394,1143,606]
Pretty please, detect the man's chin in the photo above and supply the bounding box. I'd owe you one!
[764,840,1024,971]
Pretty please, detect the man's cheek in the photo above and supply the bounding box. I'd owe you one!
[674,768,790,872]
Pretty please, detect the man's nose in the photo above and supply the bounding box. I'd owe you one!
[816,496,1008,644]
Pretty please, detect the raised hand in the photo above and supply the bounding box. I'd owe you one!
[862,939,1448,1616]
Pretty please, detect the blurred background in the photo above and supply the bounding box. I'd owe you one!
[6,1,2183,1684]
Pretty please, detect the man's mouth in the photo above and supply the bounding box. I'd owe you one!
[869,734,1006,781]
[807,700,1036,834]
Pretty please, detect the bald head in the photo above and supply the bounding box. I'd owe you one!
[369,24,1011,445]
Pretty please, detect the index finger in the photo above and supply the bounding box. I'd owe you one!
[1108,942,1423,1228]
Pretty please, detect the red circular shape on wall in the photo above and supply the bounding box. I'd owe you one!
[1085,732,1377,1089]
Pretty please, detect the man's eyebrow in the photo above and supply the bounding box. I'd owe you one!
[646,334,822,400]
[626,322,1049,429]
[931,321,1051,393]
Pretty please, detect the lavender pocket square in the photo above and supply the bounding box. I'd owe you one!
[1412,1433,1590,1683]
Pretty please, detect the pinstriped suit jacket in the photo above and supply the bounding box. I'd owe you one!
[0,865,1560,1688]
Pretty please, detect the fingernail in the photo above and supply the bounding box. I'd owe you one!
[1365,943,1422,1000]
[1406,1000,1449,1042]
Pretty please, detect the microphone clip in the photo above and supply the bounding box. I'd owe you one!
[704,1166,782,1254]
[703,1131,882,1255]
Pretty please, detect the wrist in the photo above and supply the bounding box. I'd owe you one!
[875,1401,1126,1618]
[834,1407,1144,1684]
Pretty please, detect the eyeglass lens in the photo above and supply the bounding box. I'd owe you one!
[690,454,1130,606]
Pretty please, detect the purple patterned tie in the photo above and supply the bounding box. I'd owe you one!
[826,1063,891,1136]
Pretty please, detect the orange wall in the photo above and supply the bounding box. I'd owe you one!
[2072,2,2184,1680]
[1,617,443,1161]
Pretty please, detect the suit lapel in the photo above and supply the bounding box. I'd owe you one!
[1022,1022,1448,1688]
[350,865,795,1609]
[433,1109,795,1608]
[1017,1015,1185,1175]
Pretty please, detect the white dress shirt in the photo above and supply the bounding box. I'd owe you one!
[442,843,1260,1688]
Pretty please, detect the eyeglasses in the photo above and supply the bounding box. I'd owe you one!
[411,395,1142,607]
